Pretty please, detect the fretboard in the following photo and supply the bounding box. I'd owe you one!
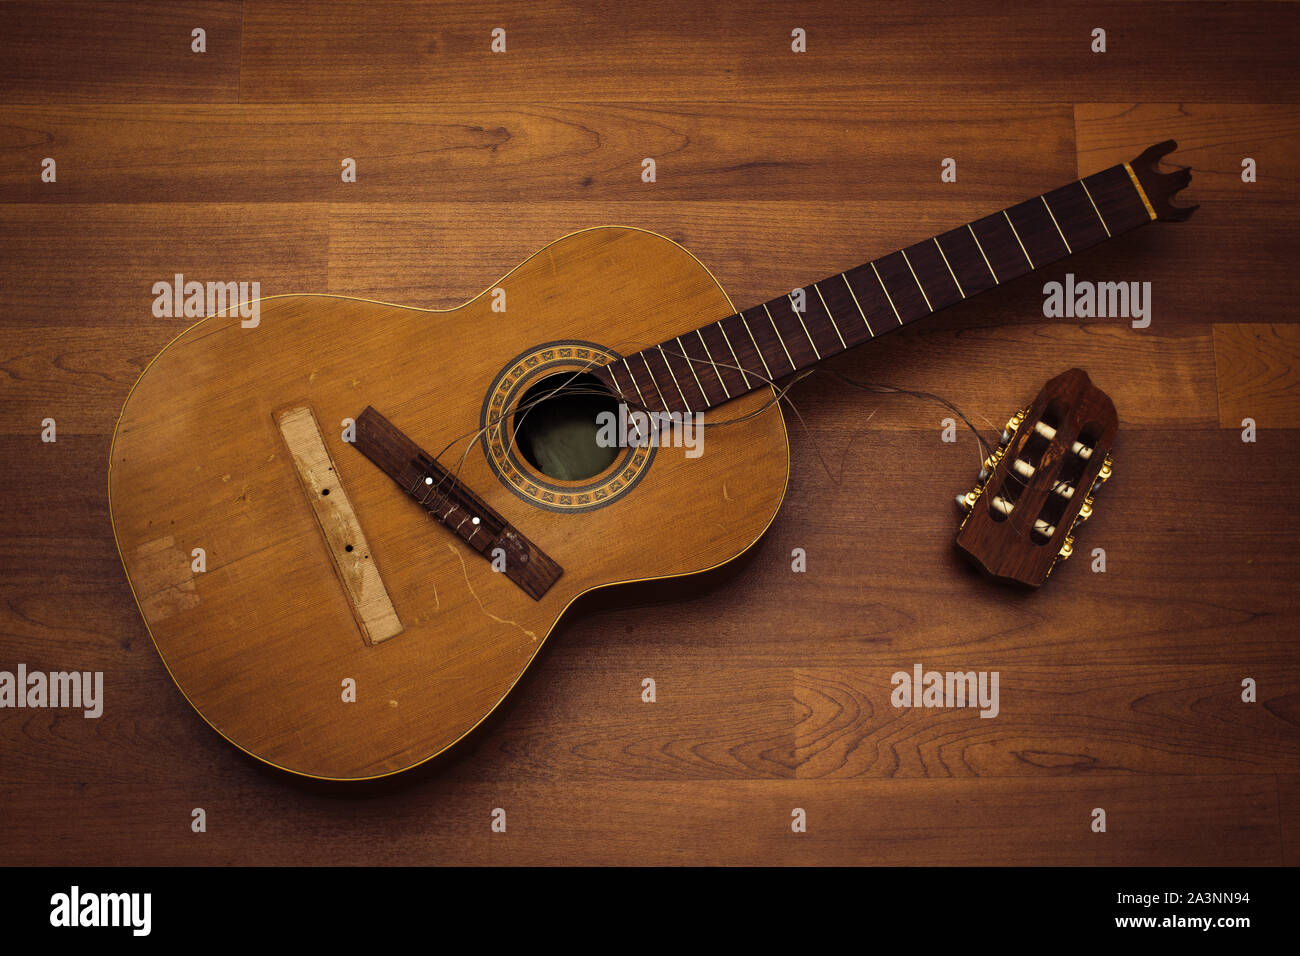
[594,162,1157,415]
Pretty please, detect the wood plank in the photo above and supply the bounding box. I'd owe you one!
[238,1,1300,104]
[1076,103,1300,202]
[792,665,1300,779]
[7,638,1291,786]
[0,1,242,103]
[1213,323,1300,428]
[0,776,1279,864]
[0,103,1075,204]
[0,204,330,329]
[1280,774,1300,866]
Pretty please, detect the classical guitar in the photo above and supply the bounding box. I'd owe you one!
[109,141,1194,779]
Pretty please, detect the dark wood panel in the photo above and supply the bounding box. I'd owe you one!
[0,1,241,102]
[1076,103,1300,202]
[1213,323,1300,428]
[0,776,1280,865]
[0,204,330,328]
[0,103,1075,203]
[237,1,1300,103]
[1280,774,1300,866]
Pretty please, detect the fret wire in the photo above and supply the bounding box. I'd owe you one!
[653,167,1148,409]
[900,248,934,311]
[783,297,822,359]
[933,237,965,298]
[811,284,847,348]
[1078,178,1111,237]
[675,335,708,405]
[739,313,775,379]
[1002,210,1035,268]
[836,275,874,336]
[1040,195,1072,253]
[608,361,646,441]
[869,263,903,325]
[716,321,752,388]
[640,353,669,412]
[762,304,797,370]
[655,345,691,412]
[967,223,999,283]
[621,357,649,408]
[605,362,628,403]
[696,328,731,398]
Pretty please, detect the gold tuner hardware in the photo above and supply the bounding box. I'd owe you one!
[956,487,982,512]
[1058,535,1075,561]
[1078,497,1094,522]
[1096,455,1114,485]
[1005,409,1027,434]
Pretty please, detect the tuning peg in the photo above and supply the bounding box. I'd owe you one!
[1096,454,1114,485]
[1077,496,1094,522]
[956,486,982,512]
[1005,409,1027,435]
[1058,535,1075,561]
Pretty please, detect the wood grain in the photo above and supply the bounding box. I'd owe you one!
[0,103,1077,204]
[238,1,1300,104]
[0,776,1281,865]
[1213,323,1300,428]
[1076,103,1300,201]
[0,0,1297,864]
[0,1,241,103]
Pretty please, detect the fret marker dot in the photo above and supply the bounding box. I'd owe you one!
[472,517,480,525]
[425,477,433,485]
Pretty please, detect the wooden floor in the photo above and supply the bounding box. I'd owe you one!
[2,1,1298,865]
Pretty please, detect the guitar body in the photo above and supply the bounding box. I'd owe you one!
[109,226,789,780]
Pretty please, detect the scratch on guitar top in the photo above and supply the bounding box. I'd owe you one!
[447,543,536,642]
[722,482,732,501]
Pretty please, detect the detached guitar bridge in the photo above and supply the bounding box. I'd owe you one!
[353,406,563,600]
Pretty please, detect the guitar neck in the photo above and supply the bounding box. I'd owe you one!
[596,145,1186,417]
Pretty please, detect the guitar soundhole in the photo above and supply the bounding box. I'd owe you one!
[512,372,620,482]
